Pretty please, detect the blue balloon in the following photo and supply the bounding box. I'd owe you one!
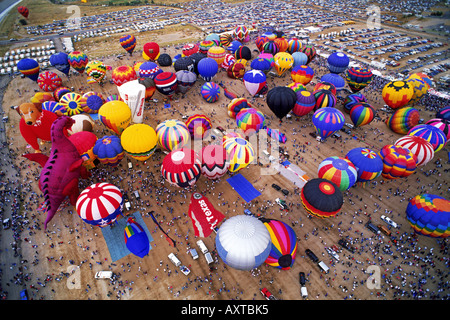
[197,57,218,81]
[327,52,349,73]
[17,58,40,81]
[292,51,308,67]
[320,73,346,91]
[50,52,70,75]
[227,40,242,54]
[250,58,271,72]
[124,217,150,258]
[345,147,383,182]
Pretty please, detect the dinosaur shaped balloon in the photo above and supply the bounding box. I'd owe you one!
[23,116,90,229]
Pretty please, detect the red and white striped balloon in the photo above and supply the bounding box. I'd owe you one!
[76,183,123,227]
[394,135,434,166]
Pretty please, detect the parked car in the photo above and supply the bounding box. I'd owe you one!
[366,222,381,235]
[381,215,398,228]
[299,272,306,286]
[260,287,276,300]
[180,265,191,275]
[305,249,319,263]
[325,247,340,261]
[272,183,281,191]
[338,239,356,253]
[3,218,11,230]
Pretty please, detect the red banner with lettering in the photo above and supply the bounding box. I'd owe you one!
[188,192,225,238]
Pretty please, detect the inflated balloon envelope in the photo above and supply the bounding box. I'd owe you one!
[118,80,146,124]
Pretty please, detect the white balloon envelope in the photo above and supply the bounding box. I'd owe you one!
[118,80,146,124]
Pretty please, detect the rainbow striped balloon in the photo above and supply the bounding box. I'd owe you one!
[68,51,88,74]
[200,82,221,103]
[378,144,417,179]
[263,219,298,270]
[119,34,136,55]
[156,119,190,152]
[59,92,85,116]
[318,156,358,191]
[223,137,254,172]
[236,108,265,134]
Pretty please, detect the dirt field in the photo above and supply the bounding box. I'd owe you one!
[1,38,449,303]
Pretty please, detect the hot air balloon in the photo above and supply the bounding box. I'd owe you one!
[262,41,279,56]
[59,92,84,116]
[266,127,287,144]
[288,82,306,93]
[378,144,417,179]
[227,40,243,55]
[345,147,383,183]
[292,51,308,67]
[205,33,220,43]
[261,218,297,270]
[17,58,39,81]
[197,57,218,81]
[37,71,62,92]
[93,135,124,167]
[53,86,71,101]
[50,52,70,76]
[117,80,146,124]
[98,100,132,135]
[426,118,450,140]
[156,119,190,152]
[139,77,157,100]
[182,43,199,57]
[112,65,138,86]
[215,215,271,271]
[415,72,433,89]
[250,58,271,73]
[124,217,151,258]
[174,56,194,73]
[207,46,226,66]
[82,91,104,114]
[176,70,197,94]
[157,53,172,67]
[18,6,29,18]
[327,52,349,73]
[243,70,267,96]
[119,34,136,55]
[408,124,447,152]
[233,26,248,42]
[227,98,253,118]
[436,106,450,121]
[274,38,289,53]
[185,114,212,139]
[301,178,343,218]
[288,38,302,54]
[406,74,428,104]
[343,92,367,113]
[292,90,316,117]
[30,92,54,105]
[154,72,178,98]
[42,101,66,116]
[394,135,434,167]
[266,86,297,120]
[314,89,337,110]
[201,144,229,180]
[220,34,233,47]
[222,131,244,144]
[385,107,420,135]
[382,81,414,110]
[227,62,246,79]
[255,36,269,52]
[300,45,316,64]
[235,46,252,61]
[85,60,106,83]
[346,66,373,93]
[291,65,314,85]
[76,183,123,227]
[201,82,220,103]
[143,42,160,61]
[67,114,95,135]
[199,40,215,54]
[161,148,202,188]
[223,137,254,172]
[406,194,450,238]
[312,107,345,140]
[139,61,162,79]
[318,156,358,191]
[236,108,266,135]
[320,73,345,91]
[349,103,375,127]
[314,81,337,96]
[121,123,157,161]
[68,51,88,74]
[221,54,236,70]
[69,131,98,169]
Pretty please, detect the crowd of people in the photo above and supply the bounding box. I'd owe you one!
[0,42,449,301]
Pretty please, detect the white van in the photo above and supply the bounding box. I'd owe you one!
[95,271,113,280]
[301,286,308,299]
[168,253,181,267]
[262,150,270,157]
[318,261,330,274]
[197,240,208,254]
[204,252,214,265]
[128,161,133,169]
[190,248,199,260]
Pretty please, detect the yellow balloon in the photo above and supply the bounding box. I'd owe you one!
[207,46,226,66]
[274,52,294,77]
[98,100,131,135]
[120,123,157,161]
